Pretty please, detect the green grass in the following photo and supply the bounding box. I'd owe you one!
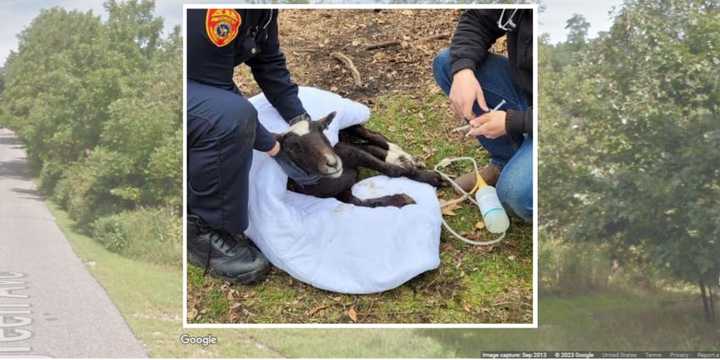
[48,202,278,357]
[44,201,720,357]
[419,291,720,355]
[90,206,182,266]
[49,201,450,357]
[188,90,533,324]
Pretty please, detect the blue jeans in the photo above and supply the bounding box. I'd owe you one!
[432,48,533,222]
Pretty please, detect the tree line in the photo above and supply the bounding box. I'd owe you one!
[540,0,720,322]
[0,0,182,265]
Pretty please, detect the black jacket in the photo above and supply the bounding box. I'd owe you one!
[187,9,306,151]
[450,9,533,137]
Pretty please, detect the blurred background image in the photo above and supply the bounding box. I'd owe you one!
[0,0,717,357]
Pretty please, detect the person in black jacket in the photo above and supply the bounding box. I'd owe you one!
[432,8,533,222]
[186,9,310,284]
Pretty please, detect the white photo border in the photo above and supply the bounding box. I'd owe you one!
[183,2,539,329]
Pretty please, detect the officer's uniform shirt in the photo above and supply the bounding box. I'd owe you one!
[187,9,307,124]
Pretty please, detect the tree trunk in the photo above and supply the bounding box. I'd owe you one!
[700,278,711,322]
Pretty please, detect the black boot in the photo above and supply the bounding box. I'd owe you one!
[187,214,270,284]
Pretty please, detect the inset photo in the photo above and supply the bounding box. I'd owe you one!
[184,5,537,326]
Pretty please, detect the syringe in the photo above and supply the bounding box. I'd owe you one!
[452,99,507,135]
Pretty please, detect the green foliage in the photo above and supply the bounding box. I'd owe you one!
[1,1,181,264]
[91,207,181,266]
[542,14,594,72]
[0,66,5,95]
[57,147,135,225]
[540,0,720,318]
[38,161,67,194]
[540,238,612,294]
[564,13,590,50]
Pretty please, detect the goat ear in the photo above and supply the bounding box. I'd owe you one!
[318,111,336,130]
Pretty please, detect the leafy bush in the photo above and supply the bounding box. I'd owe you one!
[62,147,137,226]
[1,1,182,264]
[91,207,182,266]
[540,238,613,294]
[39,161,67,194]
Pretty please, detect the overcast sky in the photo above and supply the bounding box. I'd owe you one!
[541,0,623,43]
[0,1,624,66]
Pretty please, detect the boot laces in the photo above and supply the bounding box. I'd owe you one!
[204,228,241,277]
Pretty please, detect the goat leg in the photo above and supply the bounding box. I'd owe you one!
[338,143,444,187]
[337,190,416,208]
[357,144,388,161]
[342,126,426,169]
[341,125,390,149]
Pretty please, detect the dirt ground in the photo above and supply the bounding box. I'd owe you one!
[236,9,505,102]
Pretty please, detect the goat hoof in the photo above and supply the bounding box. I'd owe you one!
[420,171,445,187]
[388,194,416,208]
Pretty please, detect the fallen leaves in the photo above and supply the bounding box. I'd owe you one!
[188,307,198,320]
[347,306,359,322]
[241,9,459,104]
[305,304,330,317]
[440,199,463,216]
[463,303,473,313]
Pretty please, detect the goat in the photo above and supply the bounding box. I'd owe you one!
[275,112,444,208]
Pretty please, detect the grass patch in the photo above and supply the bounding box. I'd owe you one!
[48,202,277,357]
[418,291,720,355]
[44,201,720,356]
[188,89,533,324]
[90,206,182,266]
[49,201,449,357]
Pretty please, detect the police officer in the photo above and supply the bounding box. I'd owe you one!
[187,9,310,284]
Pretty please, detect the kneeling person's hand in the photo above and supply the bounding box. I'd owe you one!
[467,111,507,139]
[450,69,489,121]
[271,138,322,186]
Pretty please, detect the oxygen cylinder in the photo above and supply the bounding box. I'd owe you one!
[474,186,510,234]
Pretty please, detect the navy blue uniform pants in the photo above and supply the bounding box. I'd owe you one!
[187,80,257,234]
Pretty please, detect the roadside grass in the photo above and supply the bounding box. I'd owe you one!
[49,202,449,357]
[188,88,533,324]
[418,291,720,355]
[45,197,719,357]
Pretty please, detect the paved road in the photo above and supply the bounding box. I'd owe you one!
[0,129,147,358]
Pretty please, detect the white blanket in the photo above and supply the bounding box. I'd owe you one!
[245,87,441,294]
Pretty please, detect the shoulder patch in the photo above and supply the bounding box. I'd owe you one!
[205,9,241,47]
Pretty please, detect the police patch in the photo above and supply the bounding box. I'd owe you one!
[205,9,241,47]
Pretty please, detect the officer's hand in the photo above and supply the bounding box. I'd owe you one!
[266,141,281,157]
[467,111,507,139]
[450,69,489,121]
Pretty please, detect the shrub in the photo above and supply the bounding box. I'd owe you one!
[540,238,612,295]
[38,161,65,194]
[91,207,181,266]
[61,147,135,226]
